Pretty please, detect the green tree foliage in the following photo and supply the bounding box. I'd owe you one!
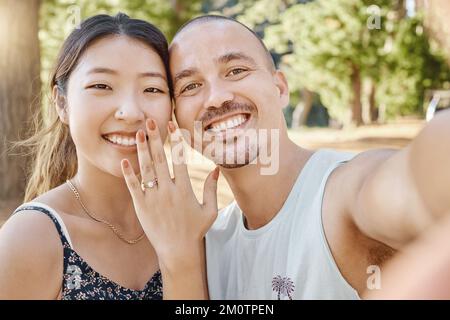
[218,0,450,125]
[39,0,201,100]
[377,14,450,118]
[273,0,400,125]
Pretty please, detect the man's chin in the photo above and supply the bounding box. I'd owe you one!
[213,150,259,169]
[218,162,250,169]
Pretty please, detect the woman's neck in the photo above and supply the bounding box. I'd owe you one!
[72,162,141,232]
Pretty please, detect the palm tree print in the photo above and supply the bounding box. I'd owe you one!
[272,275,295,300]
[272,276,284,300]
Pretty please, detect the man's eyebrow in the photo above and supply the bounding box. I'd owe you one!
[173,68,199,86]
[217,52,257,65]
[173,52,256,86]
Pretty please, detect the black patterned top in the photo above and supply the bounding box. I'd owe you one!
[14,205,163,300]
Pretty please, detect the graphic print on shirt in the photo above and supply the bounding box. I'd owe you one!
[272,275,295,300]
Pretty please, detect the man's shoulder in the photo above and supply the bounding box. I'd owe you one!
[328,149,396,192]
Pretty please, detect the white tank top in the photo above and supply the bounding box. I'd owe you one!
[205,149,360,299]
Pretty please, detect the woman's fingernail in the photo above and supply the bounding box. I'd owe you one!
[147,119,156,131]
[168,121,176,133]
[138,130,145,143]
[122,159,129,168]
[213,167,220,180]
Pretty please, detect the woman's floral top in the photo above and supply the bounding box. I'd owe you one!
[14,205,163,300]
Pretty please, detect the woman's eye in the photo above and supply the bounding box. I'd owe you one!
[88,84,111,90]
[181,83,201,93]
[144,87,162,93]
[227,68,247,76]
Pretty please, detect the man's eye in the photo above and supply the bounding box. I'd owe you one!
[181,83,201,93]
[88,84,112,90]
[144,87,163,93]
[227,68,247,76]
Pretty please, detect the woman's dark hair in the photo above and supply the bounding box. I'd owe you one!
[17,13,172,202]
[55,12,172,95]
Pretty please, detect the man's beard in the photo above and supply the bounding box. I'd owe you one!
[218,148,260,169]
[206,135,260,168]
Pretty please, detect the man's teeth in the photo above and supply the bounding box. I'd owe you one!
[208,114,247,132]
[104,134,136,146]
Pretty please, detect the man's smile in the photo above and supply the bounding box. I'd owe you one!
[204,113,251,133]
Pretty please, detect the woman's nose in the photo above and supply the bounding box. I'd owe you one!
[115,97,145,123]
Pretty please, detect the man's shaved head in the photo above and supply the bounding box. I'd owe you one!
[172,15,276,72]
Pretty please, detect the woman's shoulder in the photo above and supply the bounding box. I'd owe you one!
[1,184,70,260]
[0,199,64,298]
[0,184,72,272]
[1,204,63,249]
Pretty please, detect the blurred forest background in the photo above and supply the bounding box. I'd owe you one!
[1,0,450,219]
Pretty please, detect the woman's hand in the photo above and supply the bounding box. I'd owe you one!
[120,118,218,298]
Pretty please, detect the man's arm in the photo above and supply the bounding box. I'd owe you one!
[364,213,450,299]
[349,110,450,249]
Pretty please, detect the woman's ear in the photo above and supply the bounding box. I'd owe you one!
[273,70,290,109]
[52,85,69,124]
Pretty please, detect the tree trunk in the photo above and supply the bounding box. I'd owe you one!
[396,0,407,19]
[169,0,183,37]
[369,81,378,123]
[292,88,313,128]
[418,0,450,66]
[351,64,363,126]
[0,0,41,202]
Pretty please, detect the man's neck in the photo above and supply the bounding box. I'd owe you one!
[221,139,313,230]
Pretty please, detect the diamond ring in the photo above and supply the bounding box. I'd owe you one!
[141,178,158,191]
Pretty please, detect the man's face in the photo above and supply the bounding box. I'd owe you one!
[170,20,289,168]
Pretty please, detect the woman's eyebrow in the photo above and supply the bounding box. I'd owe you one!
[138,72,167,80]
[86,68,166,80]
[86,67,118,75]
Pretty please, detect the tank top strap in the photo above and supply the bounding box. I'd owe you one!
[13,202,73,249]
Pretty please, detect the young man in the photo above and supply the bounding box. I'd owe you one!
[169,15,450,299]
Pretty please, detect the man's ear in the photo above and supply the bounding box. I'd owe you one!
[52,85,69,124]
[273,70,289,109]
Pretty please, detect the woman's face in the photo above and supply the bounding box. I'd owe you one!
[64,35,171,177]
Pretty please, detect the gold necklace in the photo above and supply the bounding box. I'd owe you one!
[66,179,145,245]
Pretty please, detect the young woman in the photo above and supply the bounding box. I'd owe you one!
[0,13,217,300]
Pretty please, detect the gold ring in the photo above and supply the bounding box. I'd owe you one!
[141,178,158,191]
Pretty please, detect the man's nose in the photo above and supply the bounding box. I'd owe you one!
[203,80,234,110]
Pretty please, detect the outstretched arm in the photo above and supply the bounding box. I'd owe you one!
[348,109,450,249]
[364,213,450,299]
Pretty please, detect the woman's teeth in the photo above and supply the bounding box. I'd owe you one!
[208,114,248,133]
[104,134,136,146]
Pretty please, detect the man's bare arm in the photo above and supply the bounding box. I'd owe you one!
[349,110,450,249]
[364,213,450,299]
